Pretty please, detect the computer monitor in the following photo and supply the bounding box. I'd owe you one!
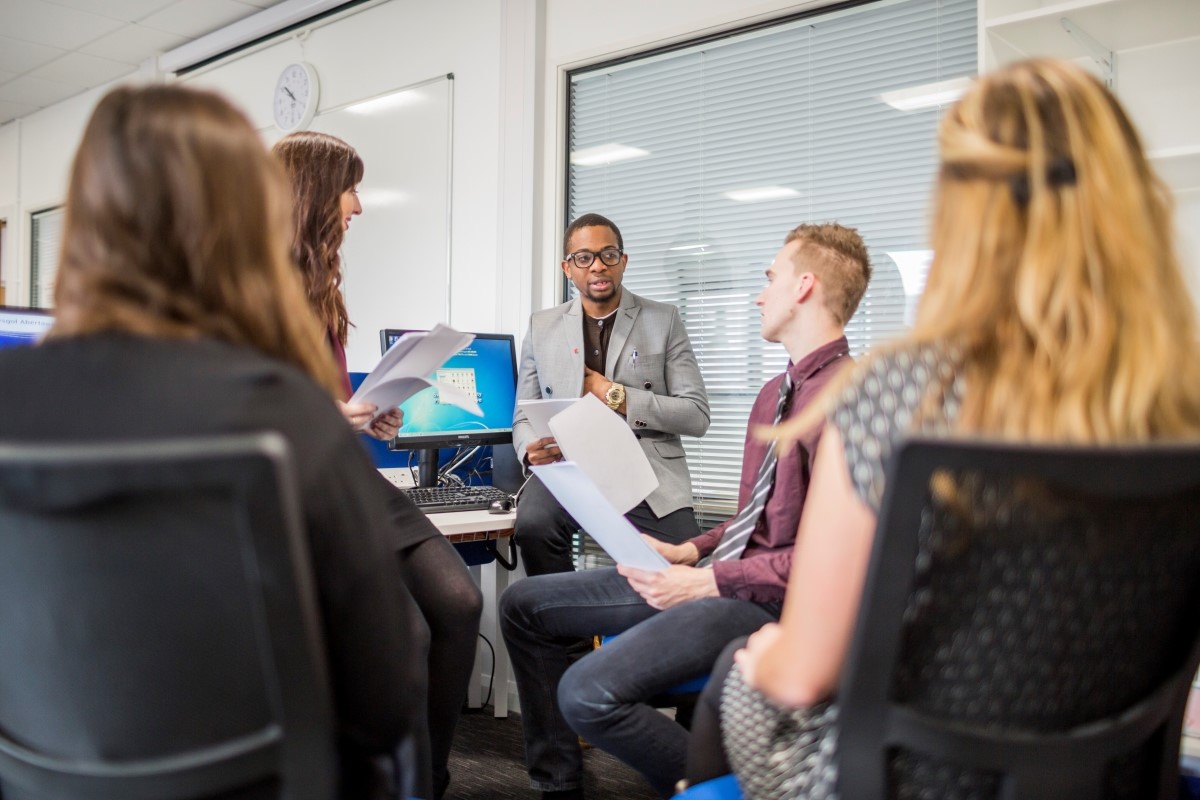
[379,329,518,486]
[0,306,54,350]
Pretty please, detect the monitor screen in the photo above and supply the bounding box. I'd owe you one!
[379,329,518,449]
[0,306,53,351]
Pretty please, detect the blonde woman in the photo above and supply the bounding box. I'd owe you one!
[684,57,1200,798]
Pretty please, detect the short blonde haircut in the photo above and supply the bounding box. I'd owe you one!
[784,223,872,326]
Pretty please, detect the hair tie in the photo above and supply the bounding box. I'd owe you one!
[1009,156,1077,206]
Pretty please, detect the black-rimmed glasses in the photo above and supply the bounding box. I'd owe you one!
[566,247,623,269]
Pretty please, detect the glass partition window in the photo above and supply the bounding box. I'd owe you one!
[566,0,976,526]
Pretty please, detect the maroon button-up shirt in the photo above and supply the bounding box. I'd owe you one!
[687,336,851,604]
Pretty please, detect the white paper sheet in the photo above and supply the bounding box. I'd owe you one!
[347,323,483,428]
[517,398,578,439]
[549,394,658,514]
[532,461,668,571]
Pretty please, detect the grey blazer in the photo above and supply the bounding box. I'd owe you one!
[512,289,710,517]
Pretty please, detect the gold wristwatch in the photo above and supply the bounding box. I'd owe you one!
[604,382,626,411]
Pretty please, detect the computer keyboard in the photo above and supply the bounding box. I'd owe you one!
[402,484,512,514]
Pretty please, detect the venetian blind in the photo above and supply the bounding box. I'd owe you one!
[30,207,64,309]
[566,0,976,527]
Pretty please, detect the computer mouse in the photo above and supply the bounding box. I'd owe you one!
[489,496,515,514]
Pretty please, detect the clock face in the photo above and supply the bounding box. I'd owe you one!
[274,62,318,132]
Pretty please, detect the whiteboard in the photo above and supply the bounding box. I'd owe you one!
[273,75,453,373]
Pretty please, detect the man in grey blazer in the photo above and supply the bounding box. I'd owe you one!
[512,212,710,576]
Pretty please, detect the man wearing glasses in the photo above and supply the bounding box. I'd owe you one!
[510,212,711,577]
[502,222,872,799]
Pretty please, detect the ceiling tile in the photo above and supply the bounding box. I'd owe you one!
[28,52,137,85]
[0,1,125,51]
[0,99,41,126]
[41,0,178,23]
[0,35,68,75]
[79,23,188,63]
[0,75,85,107]
[139,0,263,38]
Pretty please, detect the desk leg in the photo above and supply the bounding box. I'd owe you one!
[467,564,484,710]
[481,535,513,718]
[489,537,508,719]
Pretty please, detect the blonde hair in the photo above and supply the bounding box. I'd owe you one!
[784,222,872,326]
[778,58,1200,444]
[51,84,343,398]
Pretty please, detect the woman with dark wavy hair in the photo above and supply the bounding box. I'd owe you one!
[0,84,426,799]
[273,131,483,800]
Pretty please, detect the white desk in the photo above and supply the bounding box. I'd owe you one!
[426,508,515,718]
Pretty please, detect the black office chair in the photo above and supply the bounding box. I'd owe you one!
[0,433,337,800]
[837,437,1200,799]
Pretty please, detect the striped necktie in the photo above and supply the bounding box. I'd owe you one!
[708,372,794,563]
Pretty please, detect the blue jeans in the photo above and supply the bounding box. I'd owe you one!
[499,568,778,797]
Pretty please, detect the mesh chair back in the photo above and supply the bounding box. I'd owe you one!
[0,433,337,800]
[837,438,1200,800]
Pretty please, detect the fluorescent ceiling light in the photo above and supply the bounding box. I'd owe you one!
[887,250,934,296]
[357,189,408,207]
[722,186,800,203]
[570,143,650,167]
[880,76,971,111]
[346,90,421,115]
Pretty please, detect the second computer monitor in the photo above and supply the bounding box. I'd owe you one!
[0,306,54,351]
[379,329,518,449]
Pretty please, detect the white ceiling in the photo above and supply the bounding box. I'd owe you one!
[0,0,291,127]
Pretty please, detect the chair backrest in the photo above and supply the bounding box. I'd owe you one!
[837,438,1200,800]
[0,433,337,800]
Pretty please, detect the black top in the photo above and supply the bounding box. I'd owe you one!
[0,332,428,793]
[582,310,617,375]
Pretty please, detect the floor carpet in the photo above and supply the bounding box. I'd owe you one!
[446,705,660,799]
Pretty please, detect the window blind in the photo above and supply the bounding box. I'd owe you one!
[30,207,64,309]
[567,0,976,527]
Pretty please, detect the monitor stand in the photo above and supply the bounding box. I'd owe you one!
[417,448,441,488]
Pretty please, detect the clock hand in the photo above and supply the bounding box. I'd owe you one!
[283,87,296,101]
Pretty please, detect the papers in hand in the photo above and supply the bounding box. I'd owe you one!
[549,394,658,514]
[517,398,577,439]
[348,323,483,429]
[532,461,668,572]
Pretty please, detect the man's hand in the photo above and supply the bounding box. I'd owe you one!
[643,536,701,566]
[525,436,562,467]
[583,366,610,403]
[617,563,718,610]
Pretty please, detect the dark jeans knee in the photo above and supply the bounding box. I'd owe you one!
[557,657,611,735]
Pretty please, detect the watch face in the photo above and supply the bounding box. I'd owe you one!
[274,63,315,131]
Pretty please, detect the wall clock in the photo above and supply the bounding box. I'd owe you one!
[273,61,320,132]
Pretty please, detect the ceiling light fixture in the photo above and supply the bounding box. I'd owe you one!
[722,186,800,203]
[879,76,971,111]
[569,144,650,167]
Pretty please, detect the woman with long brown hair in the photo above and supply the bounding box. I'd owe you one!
[272,131,482,800]
[685,57,1200,798]
[0,84,425,798]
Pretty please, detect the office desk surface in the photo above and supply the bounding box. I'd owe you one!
[427,508,515,539]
